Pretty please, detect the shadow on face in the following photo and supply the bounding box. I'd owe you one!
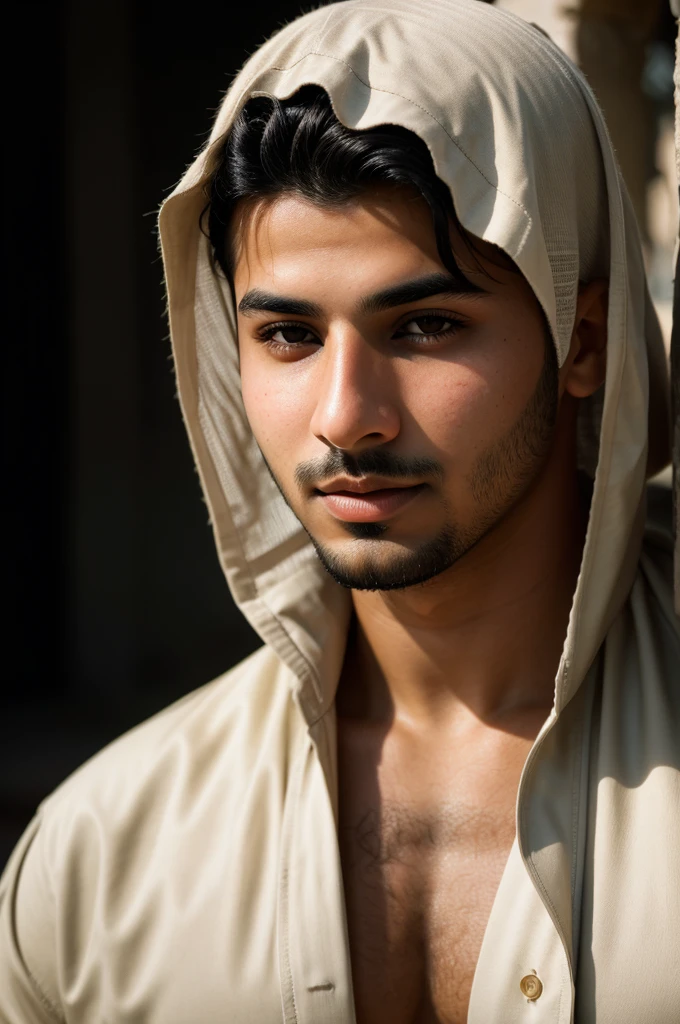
[232,187,590,591]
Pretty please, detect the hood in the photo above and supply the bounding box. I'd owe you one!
[158,0,670,725]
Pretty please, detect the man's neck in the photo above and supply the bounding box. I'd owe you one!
[337,444,587,735]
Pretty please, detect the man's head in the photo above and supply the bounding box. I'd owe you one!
[204,87,606,591]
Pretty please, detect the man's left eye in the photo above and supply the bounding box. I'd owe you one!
[399,315,453,336]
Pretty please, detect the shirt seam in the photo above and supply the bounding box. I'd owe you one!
[278,748,305,1024]
[10,818,65,1023]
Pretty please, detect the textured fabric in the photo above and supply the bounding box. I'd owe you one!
[1,2,678,1022]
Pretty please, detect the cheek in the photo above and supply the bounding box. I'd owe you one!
[240,355,311,464]
[404,344,538,462]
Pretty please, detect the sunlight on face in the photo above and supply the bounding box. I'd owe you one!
[233,187,557,590]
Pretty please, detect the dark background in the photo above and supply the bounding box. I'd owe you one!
[2,0,317,867]
[2,0,676,869]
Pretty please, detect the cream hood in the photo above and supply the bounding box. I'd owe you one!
[158,0,671,725]
[1,9,677,1022]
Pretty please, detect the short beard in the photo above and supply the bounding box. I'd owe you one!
[468,331,559,531]
[305,521,469,591]
[263,337,559,592]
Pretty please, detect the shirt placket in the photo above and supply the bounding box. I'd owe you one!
[278,736,357,1024]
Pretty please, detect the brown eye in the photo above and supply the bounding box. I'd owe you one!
[271,326,317,345]
[404,315,451,335]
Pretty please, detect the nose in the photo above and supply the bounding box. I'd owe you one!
[309,327,400,452]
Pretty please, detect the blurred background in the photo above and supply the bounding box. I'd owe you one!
[2,0,677,868]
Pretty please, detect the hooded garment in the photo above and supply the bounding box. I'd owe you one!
[1,2,679,1022]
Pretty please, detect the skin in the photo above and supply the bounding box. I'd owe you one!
[233,187,607,1024]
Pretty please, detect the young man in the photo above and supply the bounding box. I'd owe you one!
[1,2,678,1022]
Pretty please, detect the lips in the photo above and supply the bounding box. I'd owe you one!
[316,484,426,522]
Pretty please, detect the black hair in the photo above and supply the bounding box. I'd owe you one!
[201,85,557,387]
[203,84,483,289]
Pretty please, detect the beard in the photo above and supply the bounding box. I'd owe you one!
[262,340,559,591]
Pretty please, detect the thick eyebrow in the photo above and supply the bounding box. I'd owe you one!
[238,289,322,318]
[237,271,486,319]
[358,272,486,314]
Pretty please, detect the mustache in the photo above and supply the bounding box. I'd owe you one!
[294,448,444,489]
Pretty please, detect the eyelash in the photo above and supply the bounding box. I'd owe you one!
[255,311,468,353]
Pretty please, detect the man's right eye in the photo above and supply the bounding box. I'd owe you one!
[258,323,320,346]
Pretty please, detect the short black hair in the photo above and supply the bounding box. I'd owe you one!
[203,84,482,289]
[202,85,556,384]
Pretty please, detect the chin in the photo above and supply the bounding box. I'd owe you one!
[306,525,471,591]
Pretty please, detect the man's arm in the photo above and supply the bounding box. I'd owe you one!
[0,816,63,1024]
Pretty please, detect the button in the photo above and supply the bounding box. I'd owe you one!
[520,973,543,1000]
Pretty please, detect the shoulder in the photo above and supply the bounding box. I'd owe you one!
[8,641,298,915]
[0,644,299,1020]
[41,642,292,824]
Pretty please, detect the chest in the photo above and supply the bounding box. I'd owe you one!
[336,720,532,1024]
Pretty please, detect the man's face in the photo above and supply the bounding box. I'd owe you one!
[233,187,559,590]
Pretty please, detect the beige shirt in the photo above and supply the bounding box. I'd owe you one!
[2,2,678,1021]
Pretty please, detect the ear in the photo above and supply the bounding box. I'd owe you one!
[560,279,608,399]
